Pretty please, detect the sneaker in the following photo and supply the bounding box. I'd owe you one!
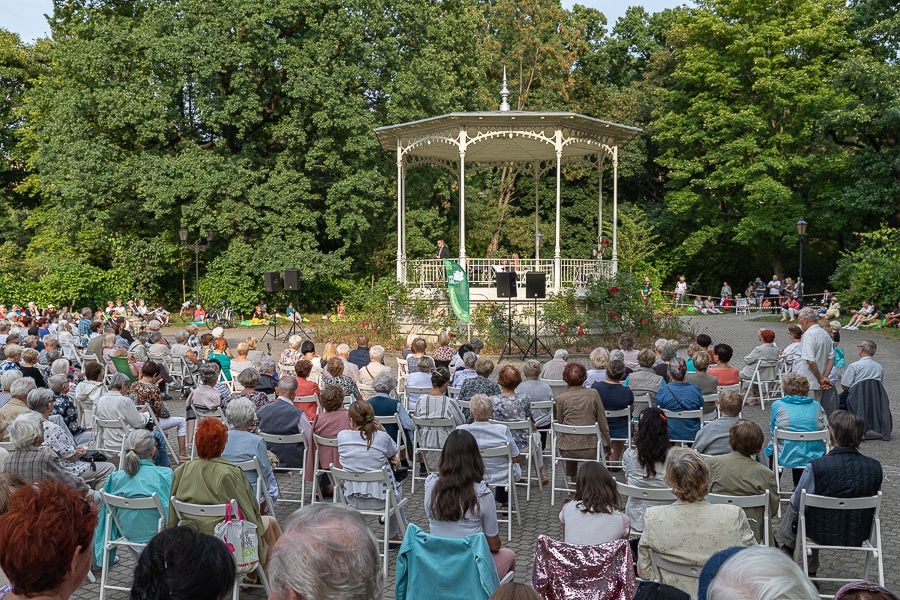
[789,318,795,322]
[780,318,787,322]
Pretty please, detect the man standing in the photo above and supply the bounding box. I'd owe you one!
[348,335,371,369]
[436,238,450,259]
[77,308,92,341]
[792,307,834,401]
[641,277,653,306]
[777,411,882,576]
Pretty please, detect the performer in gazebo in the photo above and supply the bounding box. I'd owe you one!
[437,239,450,259]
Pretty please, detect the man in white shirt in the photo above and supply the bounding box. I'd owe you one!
[792,307,834,401]
[841,340,883,391]
[767,275,781,298]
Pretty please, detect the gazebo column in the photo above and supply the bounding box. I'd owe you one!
[396,138,405,284]
[553,131,563,292]
[458,128,468,265]
[598,153,604,249]
[533,161,540,262]
[612,145,619,271]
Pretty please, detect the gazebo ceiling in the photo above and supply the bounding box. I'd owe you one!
[374,111,642,163]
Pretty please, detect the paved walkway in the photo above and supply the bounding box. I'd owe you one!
[74,315,897,599]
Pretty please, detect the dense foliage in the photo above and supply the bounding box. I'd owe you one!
[0,0,897,311]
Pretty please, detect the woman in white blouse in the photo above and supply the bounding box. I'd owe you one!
[337,400,406,545]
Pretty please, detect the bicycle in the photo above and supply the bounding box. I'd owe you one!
[205,300,235,330]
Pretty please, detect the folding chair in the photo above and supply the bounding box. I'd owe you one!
[708,491,770,546]
[171,355,197,388]
[61,343,83,368]
[91,417,128,469]
[310,433,339,504]
[217,368,235,392]
[145,404,180,466]
[702,393,720,422]
[378,413,407,455]
[479,443,521,541]
[330,465,409,578]
[717,384,740,395]
[293,394,322,416]
[190,406,227,460]
[735,297,750,316]
[490,419,542,500]
[531,398,554,462]
[604,408,632,465]
[404,386,432,411]
[550,422,603,505]
[631,392,653,423]
[259,432,307,506]
[447,386,461,399]
[772,427,830,500]
[233,456,276,516]
[540,379,567,399]
[742,359,781,409]
[171,497,270,598]
[109,356,136,382]
[660,408,704,446]
[649,548,703,585]
[98,492,167,600]
[799,491,884,592]
[410,415,456,493]
[616,481,676,505]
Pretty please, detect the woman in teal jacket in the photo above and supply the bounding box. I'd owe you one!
[765,372,827,486]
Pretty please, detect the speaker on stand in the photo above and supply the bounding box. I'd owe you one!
[261,272,286,342]
[282,269,312,342]
[497,271,525,362]
[524,272,551,358]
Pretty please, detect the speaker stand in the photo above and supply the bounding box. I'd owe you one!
[260,315,286,342]
[499,296,525,362]
[284,292,312,342]
[525,296,551,359]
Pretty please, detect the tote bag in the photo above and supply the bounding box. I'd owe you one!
[214,502,260,574]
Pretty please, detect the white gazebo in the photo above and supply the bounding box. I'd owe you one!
[375,76,642,296]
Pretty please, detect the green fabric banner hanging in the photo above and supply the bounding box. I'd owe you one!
[443,259,471,323]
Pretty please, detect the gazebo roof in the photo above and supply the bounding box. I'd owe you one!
[374,111,642,163]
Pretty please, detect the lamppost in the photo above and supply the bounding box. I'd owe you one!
[796,218,807,306]
[178,228,214,307]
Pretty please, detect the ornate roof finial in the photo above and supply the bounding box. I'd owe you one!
[499,66,510,112]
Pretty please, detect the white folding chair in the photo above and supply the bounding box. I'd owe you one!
[742,359,781,409]
[259,432,307,506]
[294,394,322,415]
[310,433,339,504]
[540,379,567,399]
[447,386,461,399]
[489,419,542,501]
[717,384,741,395]
[171,497,270,598]
[91,417,128,469]
[330,465,409,578]
[772,427,830,501]
[604,408,632,464]
[735,297,750,316]
[170,355,196,389]
[479,443,521,541]
[343,395,355,409]
[378,413,407,455]
[617,481,676,504]
[98,491,167,600]
[660,408,704,446]
[232,457,277,516]
[702,393,720,422]
[410,415,456,493]
[531,398,554,462]
[404,386,432,411]
[550,422,603,505]
[0,441,14,452]
[708,491,771,546]
[649,548,703,584]
[631,392,653,423]
[799,491,884,592]
[145,405,179,467]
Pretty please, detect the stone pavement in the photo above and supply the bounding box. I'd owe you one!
[73,315,898,599]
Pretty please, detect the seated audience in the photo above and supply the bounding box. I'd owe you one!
[739,329,779,404]
[0,480,98,600]
[554,362,610,485]
[459,394,521,503]
[231,367,268,434]
[432,331,456,369]
[186,363,226,445]
[840,339,883,394]
[0,377,35,440]
[654,358,703,442]
[18,349,46,388]
[845,300,874,330]
[559,461,630,545]
[638,448,755,598]
[131,526,236,600]
[92,429,173,567]
[414,367,465,475]
[48,374,89,445]
[338,400,407,545]
[169,418,280,567]
[405,337,428,374]
[691,390,743,456]
[584,347,610,388]
[257,377,312,469]
[132,361,188,460]
[765,372,826,486]
[425,429,516,579]
[625,349,665,403]
[780,325,803,369]
[304,384,351,497]
[489,365,534,453]
[299,340,325,382]
[618,333,639,369]
[451,351,478,389]
[229,342,254,381]
[590,359,634,462]
[406,356,436,411]
[222,397,279,506]
[358,344,391,400]
[255,356,279,395]
[703,546,818,600]
[709,344,739,385]
[539,349,568,381]
[279,335,304,368]
[367,371,413,461]
[652,346,676,382]
[322,357,361,402]
[516,359,553,441]
[623,408,671,538]
[459,358,502,406]
[347,335,371,369]
[777,411,883,577]
[707,420,779,544]
[293,360,322,420]
[268,503,383,600]
[2,412,90,495]
[685,351,717,395]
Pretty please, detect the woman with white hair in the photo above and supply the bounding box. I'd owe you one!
[230,367,268,434]
[584,347,610,388]
[539,349,569,381]
[279,335,304,368]
[48,374,91,445]
[222,397,279,505]
[1,412,90,494]
[0,370,21,408]
[91,429,173,567]
[358,345,391,401]
[95,373,158,461]
[367,370,413,459]
[28,387,115,490]
[459,394,521,489]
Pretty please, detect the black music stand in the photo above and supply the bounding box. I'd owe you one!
[497,271,525,362]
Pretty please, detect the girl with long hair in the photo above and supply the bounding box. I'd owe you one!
[560,461,630,545]
[621,408,671,537]
[337,400,406,544]
[424,429,516,578]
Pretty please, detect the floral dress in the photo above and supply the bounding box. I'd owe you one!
[489,393,533,450]
[279,348,303,368]
[322,376,360,400]
[130,381,170,419]
[433,346,456,363]
[231,390,268,434]
[51,392,87,438]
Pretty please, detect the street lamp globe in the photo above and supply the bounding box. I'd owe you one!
[178,227,188,245]
[796,219,808,237]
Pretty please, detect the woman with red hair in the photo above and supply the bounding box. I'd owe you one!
[739,328,780,405]
[168,418,281,568]
[0,480,98,599]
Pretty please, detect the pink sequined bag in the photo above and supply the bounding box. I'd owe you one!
[532,535,636,600]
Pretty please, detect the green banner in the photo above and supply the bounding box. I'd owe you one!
[444,259,471,323]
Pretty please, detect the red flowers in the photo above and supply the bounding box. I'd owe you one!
[640,319,648,325]
[609,312,619,319]
[609,286,621,293]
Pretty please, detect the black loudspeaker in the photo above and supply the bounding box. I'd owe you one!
[496,272,517,298]
[525,272,546,299]
[284,269,300,291]
[264,272,281,293]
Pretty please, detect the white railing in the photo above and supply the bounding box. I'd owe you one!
[406,258,615,289]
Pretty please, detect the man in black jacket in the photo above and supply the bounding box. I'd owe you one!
[777,410,883,575]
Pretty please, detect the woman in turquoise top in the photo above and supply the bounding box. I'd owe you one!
[209,337,233,380]
[93,429,173,567]
[765,372,827,486]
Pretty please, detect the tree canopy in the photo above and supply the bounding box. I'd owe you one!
[0,0,896,310]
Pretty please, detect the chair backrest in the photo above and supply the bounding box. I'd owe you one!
[531,399,553,412]
[737,298,748,307]
[717,384,740,394]
[102,491,167,540]
[650,548,702,579]
[708,491,768,509]
[661,409,703,421]
[294,395,322,414]
[617,481,676,502]
[0,441,15,452]
[412,415,456,429]
[604,407,631,419]
[171,497,237,524]
[490,418,530,432]
[259,431,307,445]
[799,490,881,548]
[479,443,514,459]
[330,464,392,484]
[396,358,409,378]
[312,433,339,448]
[551,422,601,437]
[405,386,432,395]
[540,379,567,398]
[773,427,829,446]
[447,386,461,398]
[632,392,652,408]
[800,490,881,513]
